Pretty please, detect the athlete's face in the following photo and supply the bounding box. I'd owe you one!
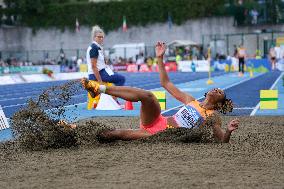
[95,32,104,45]
[206,88,225,104]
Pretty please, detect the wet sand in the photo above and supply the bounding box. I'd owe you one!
[0,116,283,189]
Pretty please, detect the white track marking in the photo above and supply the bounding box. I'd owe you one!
[234,107,254,110]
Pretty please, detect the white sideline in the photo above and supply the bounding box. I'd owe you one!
[250,72,284,116]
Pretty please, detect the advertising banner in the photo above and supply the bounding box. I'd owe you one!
[126,64,138,72]
[211,58,271,72]
[178,60,209,72]
[0,65,61,75]
[113,64,128,72]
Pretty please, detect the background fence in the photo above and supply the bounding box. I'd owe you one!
[202,31,284,58]
[0,46,156,64]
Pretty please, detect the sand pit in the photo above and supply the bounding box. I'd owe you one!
[0,81,283,188]
[0,116,283,189]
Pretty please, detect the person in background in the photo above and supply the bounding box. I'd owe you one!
[59,48,65,63]
[86,25,125,86]
[269,46,277,71]
[184,47,190,60]
[76,57,83,72]
[233,45,238,58]
[274,45,282,63]
[237,45,246,76]
[175,51,182,65]
[255,49,262,59]
[136,52,145,71]
[250,9,258,25]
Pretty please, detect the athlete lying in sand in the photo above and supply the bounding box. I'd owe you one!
[75,42,239,143]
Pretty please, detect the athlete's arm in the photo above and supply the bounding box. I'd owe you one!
[156,42,195,104]
[91,58,102,83]
[211,116,239,143]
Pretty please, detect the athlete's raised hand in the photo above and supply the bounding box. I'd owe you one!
[155,41,166,58]
[227,118,239,132]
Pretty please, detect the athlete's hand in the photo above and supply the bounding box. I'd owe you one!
[155,41,166,58]
[227,119,239,132]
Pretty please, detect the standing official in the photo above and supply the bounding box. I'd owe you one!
[237,45,246,76]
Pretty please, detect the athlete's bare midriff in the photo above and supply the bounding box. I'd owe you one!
[166,116,179,128]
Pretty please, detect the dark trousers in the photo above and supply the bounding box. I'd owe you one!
[238,57,245,73]
[89,69,125,86]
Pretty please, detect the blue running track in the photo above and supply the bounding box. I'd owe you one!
[0,72,225,118]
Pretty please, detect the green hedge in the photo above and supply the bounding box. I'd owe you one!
[4,0,227,32]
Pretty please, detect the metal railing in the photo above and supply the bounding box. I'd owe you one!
[202,30,284,58]
[0,46,156,64]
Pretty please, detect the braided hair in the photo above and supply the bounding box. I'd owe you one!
[204,92,234,114]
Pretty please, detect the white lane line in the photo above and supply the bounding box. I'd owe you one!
[250,72,284,116]
[0,96,34,102]
[0,91,39,98]
[1,93,87,108]
[234,107,254,110]
[3,103,27,108]
[162,73,266,115]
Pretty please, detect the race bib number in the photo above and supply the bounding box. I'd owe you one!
[174,105,204,128]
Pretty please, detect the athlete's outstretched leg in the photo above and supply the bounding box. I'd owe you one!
[82,78,161,125]
[99,129,151,141]
[81,78,161,140]
[105,85,161,125]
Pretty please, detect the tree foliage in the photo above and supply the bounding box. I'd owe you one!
[2,0,227,32]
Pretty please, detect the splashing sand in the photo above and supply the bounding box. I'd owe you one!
[10,80,81,150]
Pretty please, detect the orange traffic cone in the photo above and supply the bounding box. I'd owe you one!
[93,102,98,109]
[124,101,134,110]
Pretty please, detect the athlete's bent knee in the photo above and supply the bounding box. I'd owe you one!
[141,91,156,102]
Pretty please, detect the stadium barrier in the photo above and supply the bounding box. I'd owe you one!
[211,58,272,72]
[123,62,177,73]
[178,60,209,72]
[0,65,61,75]
[113,64,128,72]
[126,64,138,72]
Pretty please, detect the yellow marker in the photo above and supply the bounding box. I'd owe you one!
[152,91,166,110]
[249,67,254,78]
[260,90,278,110]
[87,93,100,110]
